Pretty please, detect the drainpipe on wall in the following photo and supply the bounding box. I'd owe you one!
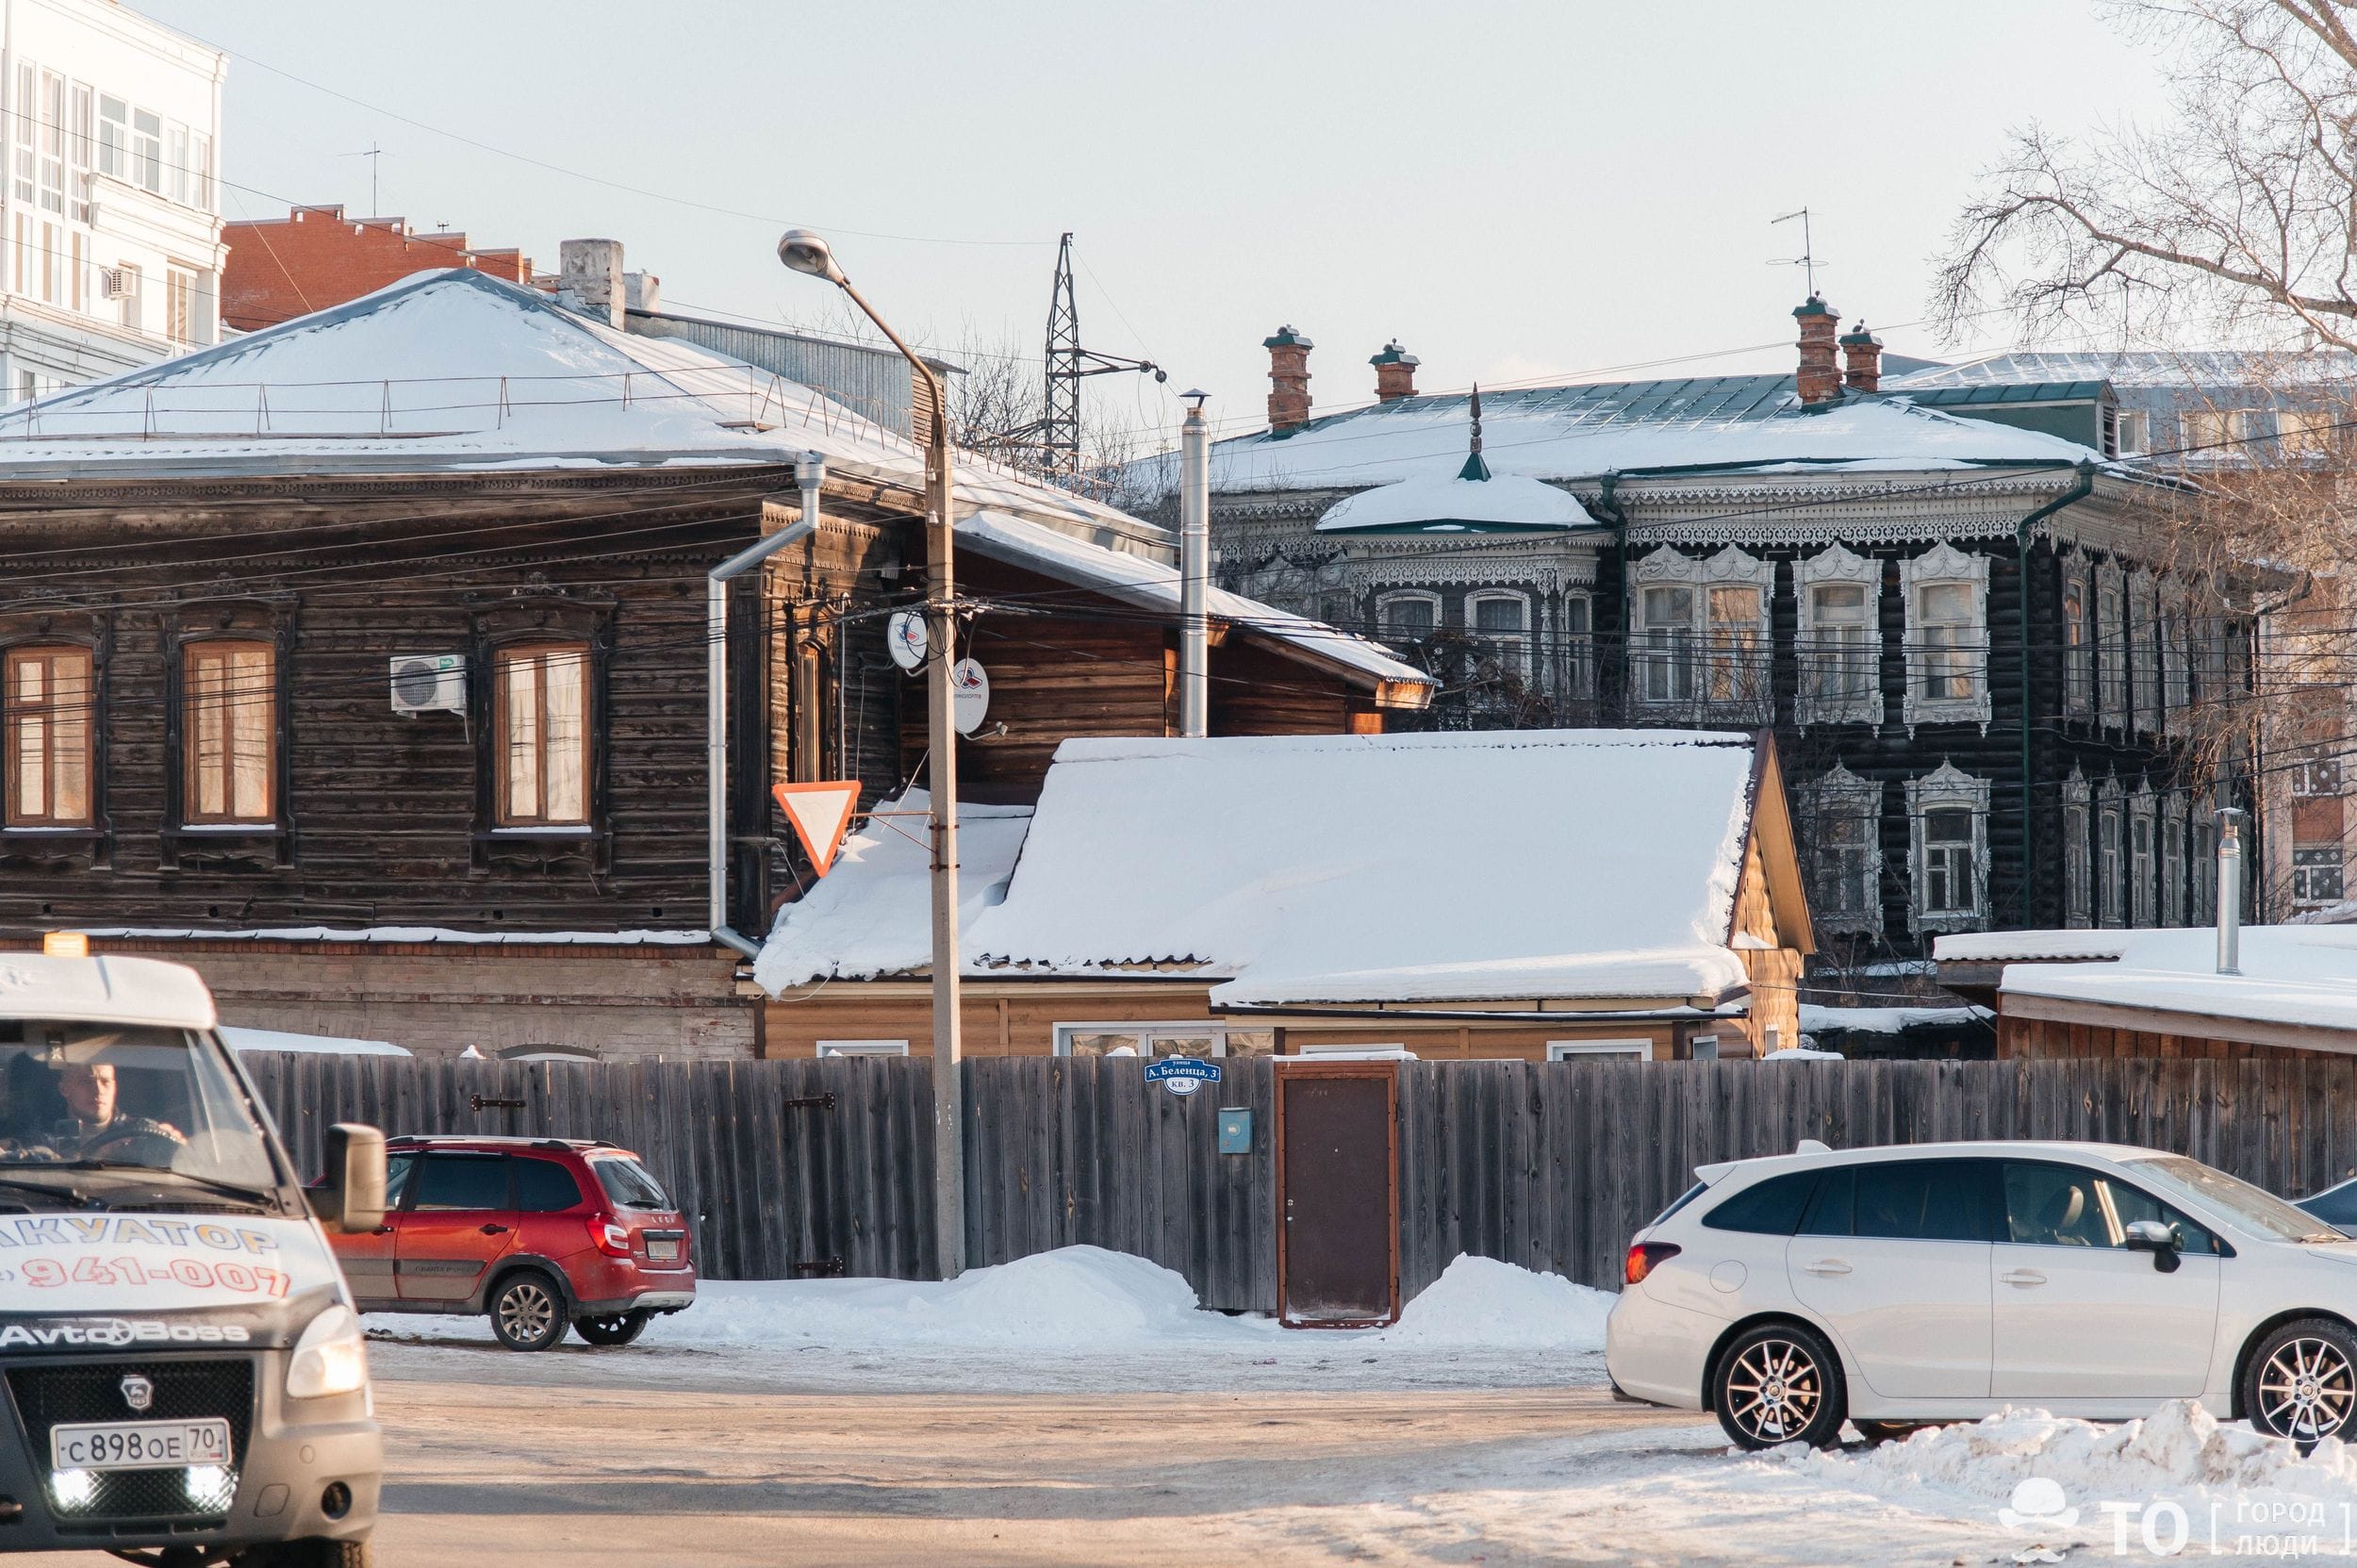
[2015,461,2098,927]
[708,453,828,957]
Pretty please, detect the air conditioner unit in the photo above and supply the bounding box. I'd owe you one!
[388,653,466,717]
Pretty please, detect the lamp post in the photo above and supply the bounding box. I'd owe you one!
[778,229,964,1279]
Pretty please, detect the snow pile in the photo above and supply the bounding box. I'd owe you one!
[1769,1400,2357,1523]
[673,1246,1244,1353]
[1383,1255,1613,1350]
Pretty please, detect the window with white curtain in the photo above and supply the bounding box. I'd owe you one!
[1796,544,1883,726]
[1378,591,1437,643]
[1900,543,1990,729]
[1470,592,1531,679]
[1636,583,1694,704]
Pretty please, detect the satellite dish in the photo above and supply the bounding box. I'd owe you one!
[952,658,990,735]
[885,609,928,672]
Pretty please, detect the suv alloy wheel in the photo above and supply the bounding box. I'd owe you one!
[489,1272,569,1351]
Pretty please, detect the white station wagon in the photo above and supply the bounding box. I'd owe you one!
[1607,1140,2357,1449]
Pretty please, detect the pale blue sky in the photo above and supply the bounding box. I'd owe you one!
[140,0,2175,443]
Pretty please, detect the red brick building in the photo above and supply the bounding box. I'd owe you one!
[220,205,532,332]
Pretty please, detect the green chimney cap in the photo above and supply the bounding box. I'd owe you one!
[1792,293,1838,320]
[1370,339,1420,368]
[1263,324,1313,350]
[1838,322,1881,347]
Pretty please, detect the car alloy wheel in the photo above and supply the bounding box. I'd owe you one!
[1723,1336,1824,1444]
[2257,1336,2357,1442]
[491,1277,565,1351]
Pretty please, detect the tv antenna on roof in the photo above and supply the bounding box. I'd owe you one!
[341,141,389,217]
[1771,207,1822,296]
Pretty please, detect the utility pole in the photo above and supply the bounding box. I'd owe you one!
[1031,233,1163,492]
[778,229,964,1279]
[1178,391,1211,736]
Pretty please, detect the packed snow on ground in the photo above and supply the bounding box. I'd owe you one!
[1243,1401,2357,1565]
[365,1246,1615,1394]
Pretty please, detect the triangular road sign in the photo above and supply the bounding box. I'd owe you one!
[772,782,863,877]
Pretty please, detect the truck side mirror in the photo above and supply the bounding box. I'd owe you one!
[309,1124,387,1235]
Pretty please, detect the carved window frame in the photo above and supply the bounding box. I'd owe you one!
[1899,542,1991,732]
[2162,791,2188,927]
[1797,762,1884,935]
[2129,569,2160,736]
[2096,562,2128,731]
[1375,588,1440,643]
[2129,782,2157,927]
[1630,546,1772,720]
[2063,767,2092,929]
[161,597,295,869]
[1466,589,1533,681]
[1795,543,1884,728]
[2097,774,2125,929]
[1906,761,1990,935]
[2062,557,2093,722]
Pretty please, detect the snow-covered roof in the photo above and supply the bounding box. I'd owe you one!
[1936,925,2357,1040]
[1314,468,1597,534]
[959,510,1427,694]
[219,1026,412,1058]
[0,955,216,1031]
[754,791,1033,990]
[948,730,1767,1006]
[0,267,1153,542]
[1890,350,2357,394]
[1144,377,2105,498]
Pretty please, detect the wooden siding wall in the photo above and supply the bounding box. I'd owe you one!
[0,487,774,933]
[247,1053,2357,1303]
[1997,1010,2342,1062]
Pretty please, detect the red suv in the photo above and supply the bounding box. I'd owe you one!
[325,1135,696,1351]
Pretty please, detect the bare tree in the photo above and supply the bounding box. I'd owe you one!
[1937,2,2357,349]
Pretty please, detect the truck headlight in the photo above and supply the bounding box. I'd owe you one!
[287,1304,369,1399]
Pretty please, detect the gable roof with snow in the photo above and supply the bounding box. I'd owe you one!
[1140,374,2110,499]
[958,729,1797,1007]
[0,269,1428,700]
[1935,925,2357,1049]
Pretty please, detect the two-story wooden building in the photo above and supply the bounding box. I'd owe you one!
[0,266,1429,1056]
[1162,300,2255,967]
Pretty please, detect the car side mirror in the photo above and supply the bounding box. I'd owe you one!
[308,1124,387,1235]
[2124,1218,2182,1273]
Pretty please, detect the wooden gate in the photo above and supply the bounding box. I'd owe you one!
[1275,1062,1399,1327]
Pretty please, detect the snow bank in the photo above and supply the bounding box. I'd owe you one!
[1384,1255,1613,1350]
[1769,1400,2357,1525]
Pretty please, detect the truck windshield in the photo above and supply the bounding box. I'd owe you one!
[0,1024,280,1199]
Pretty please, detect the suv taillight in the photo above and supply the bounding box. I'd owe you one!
[1625,1240,1681,1285]
[588,1216,633,1258]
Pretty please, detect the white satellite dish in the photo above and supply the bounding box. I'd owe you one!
[952,658,991,735]
[885,609,928,672]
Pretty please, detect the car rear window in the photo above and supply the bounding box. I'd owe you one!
[513,1156,584,1213]
[1702,1170,1819,1234]
[591,1156,670,1210]
[1799,1159,1996,1242]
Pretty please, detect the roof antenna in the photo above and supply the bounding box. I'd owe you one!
[1458,383,1492,482]
[1771,207,1821,296]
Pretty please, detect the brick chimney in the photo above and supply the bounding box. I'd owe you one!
[1793,293,1842,405]
[558,238,625,330]
[1370,339,1420,403]
[1839,321,1883,394]
[1264,324,1313,433]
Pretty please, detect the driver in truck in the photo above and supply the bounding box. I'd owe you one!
[51,1059,185,1160]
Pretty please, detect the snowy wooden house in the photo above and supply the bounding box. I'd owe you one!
[757,728,1813,1060]
[0,262,1428,1058]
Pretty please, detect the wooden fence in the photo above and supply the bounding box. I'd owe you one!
[239,1053,2357,1310]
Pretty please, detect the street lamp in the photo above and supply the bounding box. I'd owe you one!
[779,228,965,1279]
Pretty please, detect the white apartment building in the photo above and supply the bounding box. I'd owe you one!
[0,0,222,399]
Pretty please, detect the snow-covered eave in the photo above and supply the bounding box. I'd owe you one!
[64,924,717,947]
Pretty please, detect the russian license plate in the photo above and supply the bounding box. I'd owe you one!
[51,1419,231,1472]
[646,1236,680,1263]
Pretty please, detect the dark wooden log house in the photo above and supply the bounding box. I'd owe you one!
[0,269,1428,1058]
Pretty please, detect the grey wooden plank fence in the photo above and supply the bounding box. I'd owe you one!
[238,1054,2357,1312]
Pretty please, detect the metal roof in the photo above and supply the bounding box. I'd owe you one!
[0,956,217,1031]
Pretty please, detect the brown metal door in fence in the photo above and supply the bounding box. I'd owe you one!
[1275,1063,1399,1328]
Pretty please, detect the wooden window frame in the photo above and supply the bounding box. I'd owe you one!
[491,640,593,830]
[4,642,95,829]
[180,637,276,827]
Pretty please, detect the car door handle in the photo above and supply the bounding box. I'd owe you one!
[478,1223,511,1236]
[2000,1269,2047,1286]
[1802,1260,1852,1276]
[371,1226,394,1236]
